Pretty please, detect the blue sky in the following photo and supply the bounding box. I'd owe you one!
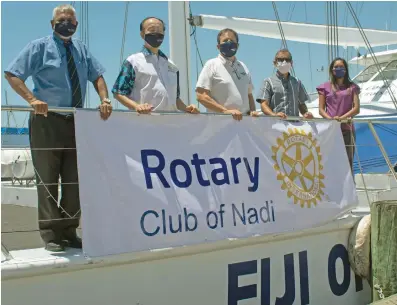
[1,1,397,127]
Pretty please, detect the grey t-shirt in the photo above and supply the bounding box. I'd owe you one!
[256,72,309,116]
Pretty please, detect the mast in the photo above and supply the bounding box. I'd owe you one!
[168,1,192,105]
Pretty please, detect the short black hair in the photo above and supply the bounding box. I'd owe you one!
[140,17,166,32]
[274,49,292,60]
[217,28,239,44]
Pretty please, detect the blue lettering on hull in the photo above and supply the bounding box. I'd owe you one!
[227,244,364,305]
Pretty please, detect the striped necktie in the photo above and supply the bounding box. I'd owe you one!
[64,42,82,108]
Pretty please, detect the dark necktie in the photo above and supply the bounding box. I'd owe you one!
[64,42,82,108]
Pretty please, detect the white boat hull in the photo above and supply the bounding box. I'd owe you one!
[1,216,371,305]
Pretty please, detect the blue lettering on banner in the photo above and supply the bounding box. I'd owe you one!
[206,204,225,229]
[228,245,364,305]
[139,202,276,236]
[232,201,275,226]
[141,149,259,192]
[140,208,198,237]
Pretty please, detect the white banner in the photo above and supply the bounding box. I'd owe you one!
[75,110,358,257]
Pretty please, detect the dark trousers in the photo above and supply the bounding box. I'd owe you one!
[29,113,80,243]
[342,128,356,176]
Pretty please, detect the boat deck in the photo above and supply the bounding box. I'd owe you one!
[2,213,361,280]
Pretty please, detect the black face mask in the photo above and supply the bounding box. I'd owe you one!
[144,33,164,48]
[219,41,238,58]
[54,20,77,38]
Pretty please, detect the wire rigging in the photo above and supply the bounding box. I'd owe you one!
[304,2,314,92]
[188,3,204,108]
[326,1,340,66]
[120,2,129,68]
[74,2,90,108]
[189,3,204,70]
[116,2,130,110]
[346,1,397,110]
[271,1,296,77]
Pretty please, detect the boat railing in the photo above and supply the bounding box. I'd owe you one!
[1,105,397,258]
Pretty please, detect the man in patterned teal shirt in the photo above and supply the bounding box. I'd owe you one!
[112,17,199,114]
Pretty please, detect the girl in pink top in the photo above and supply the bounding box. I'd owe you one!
[316,57,361,173]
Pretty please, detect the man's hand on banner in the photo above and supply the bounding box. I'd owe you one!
[185,104,200,114]
[223,109,243,121]
[275,112,287,119]
[136,103,153,114]
[250,111,261,117]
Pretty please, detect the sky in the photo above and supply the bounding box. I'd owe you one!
[1,0,397,127]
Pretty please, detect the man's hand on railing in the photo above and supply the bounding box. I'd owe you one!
[30,100,48,117]
[99,102,112,121]
[303,112,314,119]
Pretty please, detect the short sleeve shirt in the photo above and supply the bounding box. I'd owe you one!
[112,47,180,112]
[256,72,309,117]
[196,55,253,113]
[316,81,360,130]
[4,33,105,108]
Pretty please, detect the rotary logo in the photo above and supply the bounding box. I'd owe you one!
[271,128,325,208]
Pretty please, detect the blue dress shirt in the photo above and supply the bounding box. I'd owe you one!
[4,33,105,108]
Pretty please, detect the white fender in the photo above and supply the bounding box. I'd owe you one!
[1,150,18,178]
[11,150,35,179]
[348,215,371,280]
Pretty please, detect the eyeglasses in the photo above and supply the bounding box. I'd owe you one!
[58,18,74,23]
[276,58,292,63]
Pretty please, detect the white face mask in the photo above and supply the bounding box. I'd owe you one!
[276,61,292,74]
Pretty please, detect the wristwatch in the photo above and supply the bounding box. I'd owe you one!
[102,98,111,104]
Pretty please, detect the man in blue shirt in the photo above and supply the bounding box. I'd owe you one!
[4,4,112,252]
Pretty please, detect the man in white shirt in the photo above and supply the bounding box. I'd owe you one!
[195,28,259,121]
[112,17,199,114]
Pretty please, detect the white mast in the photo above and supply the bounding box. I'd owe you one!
[168,1,192,105]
